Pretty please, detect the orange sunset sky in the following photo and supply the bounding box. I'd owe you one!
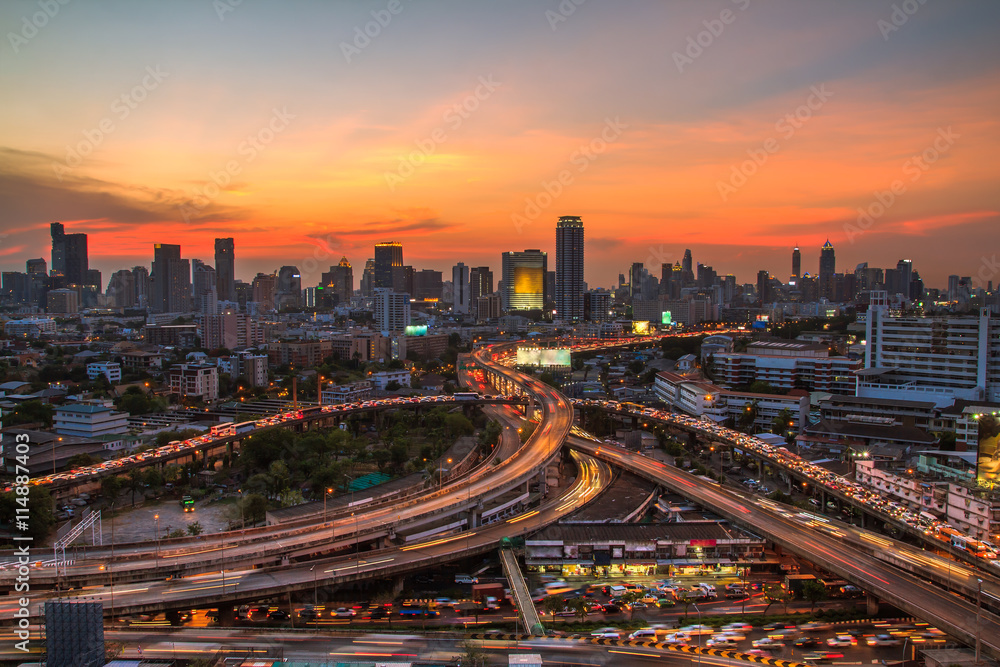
[1,0,999,289]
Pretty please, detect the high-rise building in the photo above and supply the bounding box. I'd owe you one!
[150,244,191,313]
[413,269,441,300]
[275,266,302,310]
[374,242,403,289]
[192,259,218,314]
[106,269,137,308]
[132,266,150,308]
[757,270,771,306]
[682,249,694,285]
[584,289,612,323]
[201,311,264,349]
[374,288,410,331]
[470,266,493,318]
[792,246,801,278]
[360,259,376,298]
[629,262,645,301]
[214,238,235,302]
[452,262,470,314]
[501,250,547,312]
[50,222,65,275]
[554,215,584,322]
[819,239,835,299]
[321,257,353,305]
[392,265,415,295]
[251,272,276,310]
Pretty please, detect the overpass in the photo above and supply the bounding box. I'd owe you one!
[574,398,1000,577]
[567,435,1000,659]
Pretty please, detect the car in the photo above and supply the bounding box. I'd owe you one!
[267,610,290,621]
[364,607,390,620]
[706,638,739,649]
[794,637,820,648]
[800,621,833,632]
[867,634,902,647]
[657,597,676,608]
[662,632,691,645]
[763,622,797,632]
[591,627,620,639]
[299,606,320,620]
[716,631,746,641]
[601,604,621,614]
[725,589,748,599]
[827,635,856,647]
[802,652,844,663]
[333,607,356,618]
[679,624,714,636]
[753,638,785,649]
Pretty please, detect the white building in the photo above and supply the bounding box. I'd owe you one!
[4,318,57,337]
[374,288,410,332]
[168,363,219,402]
[371,369,411,390]
[862,293,1000,406]
[54,403,129,438]
[86,362,122,384]
[321,380,373,404]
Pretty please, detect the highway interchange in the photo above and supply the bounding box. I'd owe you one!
[3,334,1000,661]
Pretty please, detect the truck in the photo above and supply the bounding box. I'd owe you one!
[784,573,819,598]
[472,581,504,609]
[180,495,194,512]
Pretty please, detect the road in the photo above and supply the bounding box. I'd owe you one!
[568,435,1000,659]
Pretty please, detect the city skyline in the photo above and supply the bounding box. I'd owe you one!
[1,1,998,287]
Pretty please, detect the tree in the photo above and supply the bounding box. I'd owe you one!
[738,400,759,434]
[762,583,793,615]
[126,469,144,507]
[0,486,55,540]
[65,453,97,468]
[620,589,644,621]
[240,493,268,525]
[802,579,828,612]
[385,380,401,391]
[542,594,565,622]
[5,400,54,427]
[187,522,204,536]
[771,408,794,437]
[677,589,697,621]
[100,475,123,502]
[458,640,488,667]
[568,596,590,622]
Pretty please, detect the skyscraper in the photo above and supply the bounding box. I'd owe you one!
[452,262,471,314]
[682,249,694,285]
[150,244,191,313]
[275,266,302,309]
[321,257,353,305]
[555,215,584,322]
[470,266,493,318]
[501,250,546,312]
[374,242,403,289]
[132,266,150,308]
[361,259,376,297]
[214,238,235,302]
[757,270,771,306]
[374,288,410,331]
[50,223,65,275]
[107,269,136,308]
[819,239,835,299]
[51,223,88,285]
[792,246,801,278]
[192,259,218,314]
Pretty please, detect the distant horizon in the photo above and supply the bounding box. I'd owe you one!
[2,1,998,290]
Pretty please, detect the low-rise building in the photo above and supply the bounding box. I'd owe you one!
[371,370,411,390]
[321,380,373,404]
[53,403,129,438]
[0,429,109,473]
[168,363,219,402]
[86,362,122,384]
[714,340,859,393]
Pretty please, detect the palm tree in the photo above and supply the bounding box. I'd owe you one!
[126,469,144,507]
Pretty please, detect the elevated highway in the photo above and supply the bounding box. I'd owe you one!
[568,435,1000,659]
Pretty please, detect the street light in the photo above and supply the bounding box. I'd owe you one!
[154,514,160,570]
[323,487,333,523]
[692,602,703,667]
[976,577,983,664]
[311,564,318,606]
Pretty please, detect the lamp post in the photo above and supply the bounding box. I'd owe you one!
[976,577,983,664]
[237,489,244,530]
[154,514,160,571]
[311,565,318,606]
[693,602,702,667]
[323,487,333,523]
[109,502,115,621]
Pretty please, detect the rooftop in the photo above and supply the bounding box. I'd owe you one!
[528,521,757,544]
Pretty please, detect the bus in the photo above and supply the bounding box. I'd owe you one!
[180,495,195,512]
[453,392,481,401]
[210,423,235,438]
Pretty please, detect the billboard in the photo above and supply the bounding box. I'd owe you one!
[976,414,1000,486]
[46,601,105,667]
[662,311,672,325]
[632,321,651,335]
[516,347,571,368]
[404,325,427,336]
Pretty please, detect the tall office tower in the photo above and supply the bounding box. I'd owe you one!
[106,269,137,308]
[192,260,218,314]
[545,271,555,307]
[275,266,302,309]
[584,289,612,323]
[374,242,403,289]
[452,262,471,314]
[1,272,31,304]
[26,258,47,307]
[50,222,65,275]
[374,288,410,331]
[757,270,771,306]
[896,259,913,297]
[251,272,277,310]
[555,215,585,322]
[628,262,644,300]
[321,256,354,305]
[501,250,547,312]
[696,263,716,289]
[792,246,801,278]
[682,249,694,285]
[62,232,89,285]
[26,258,46,276]
[360,259,376,297]
[469,266,493,318]
[948,275,960,301]
[413,269,442,300]
[214,238,235,302]
[150,244,191,313]
[132,266,150,308]
[393,265,415,295]
[818,239,835,300]
[884,268,901,296]
[85,269,101,287]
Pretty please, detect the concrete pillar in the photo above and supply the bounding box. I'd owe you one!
[866,593,879,616]
[392,576,405,597]
[166,609,181,625]
[217,604,235,625]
